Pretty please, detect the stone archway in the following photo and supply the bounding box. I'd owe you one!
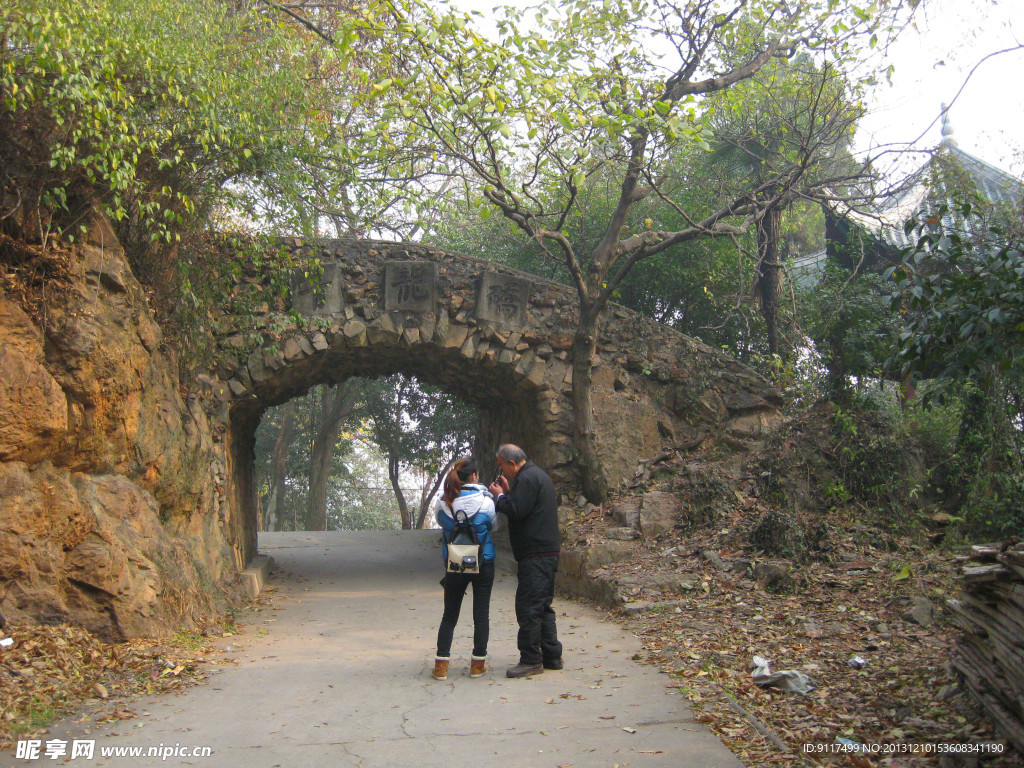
[201,238,783,567]
[0,222,783,637]
[224,342,551,565]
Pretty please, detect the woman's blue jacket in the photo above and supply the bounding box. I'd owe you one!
[434,483,497,563]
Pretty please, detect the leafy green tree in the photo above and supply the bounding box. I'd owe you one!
[707,56,862,356]
[255,374,477,531]
[0,0,445,303]
[802,265,899,402]
[327,440,402,531]
[428,200,568,283]
[361,375,476,529]
[307,381,363,531]
[886,201,1024,537]
[887,202,1024,395]
[240,1,446,239]
[258,400,299,532]
[427,146,762,354]
[255,384,363,531]
[373,0,906,499]
[1,0,313,245]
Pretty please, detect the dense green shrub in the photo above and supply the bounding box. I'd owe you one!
[1,0,317,247]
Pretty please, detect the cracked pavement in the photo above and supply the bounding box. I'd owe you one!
[12,531,742,768]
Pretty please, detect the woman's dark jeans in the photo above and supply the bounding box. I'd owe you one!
[436,560,496,658]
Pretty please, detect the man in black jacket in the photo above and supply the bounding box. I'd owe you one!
[488,444,563,678]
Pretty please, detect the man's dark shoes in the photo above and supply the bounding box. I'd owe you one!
[543,657,564,670]
[506,662,543,678]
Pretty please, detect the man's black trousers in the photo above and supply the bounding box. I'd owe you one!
[514,554,562,665]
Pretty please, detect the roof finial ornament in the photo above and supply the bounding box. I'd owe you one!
[940,103,956,146]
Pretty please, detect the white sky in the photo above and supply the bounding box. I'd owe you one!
[447,0,1024,177]
[857,0,1024,176]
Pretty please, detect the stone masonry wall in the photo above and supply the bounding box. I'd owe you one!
[0,226,783,639]
[198,238,783,565]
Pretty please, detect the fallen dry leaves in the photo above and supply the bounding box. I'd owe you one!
[0,623,216,748]
[2,472,1017,768]
[578,513,1024,768]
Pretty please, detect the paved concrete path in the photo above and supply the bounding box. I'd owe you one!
[8,531,742,768]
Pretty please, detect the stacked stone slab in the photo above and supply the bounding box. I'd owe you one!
[947,543,1024,752]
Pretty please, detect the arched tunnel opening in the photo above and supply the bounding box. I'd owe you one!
[254,373,479,534]
[224,341,553,566]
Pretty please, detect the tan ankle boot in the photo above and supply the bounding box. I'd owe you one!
[470,655,487,678]
[431,657,449,680]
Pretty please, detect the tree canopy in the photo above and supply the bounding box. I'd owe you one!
[3,0,919,503]
[0,0,444,254]
[3,0,306,243]
[363,0,909,499]
[887,202,1024,398]
[255,375,477,531]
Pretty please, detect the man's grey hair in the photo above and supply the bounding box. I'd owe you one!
[497,444,527,464]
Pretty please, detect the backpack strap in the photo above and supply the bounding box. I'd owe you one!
[448,508,480,546]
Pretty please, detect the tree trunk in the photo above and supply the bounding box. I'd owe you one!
[307,435,334,531]
[388,453,413,529]
[415,456,457,529]
[264,402,297,532]
[261,488,274,533]
[824,329,851,405]
[307,382,359,531]
[571,304,609,503]
[757,206,783,356]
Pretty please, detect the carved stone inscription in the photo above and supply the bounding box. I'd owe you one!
[476,271,531,327]
[385,261,436,311]
[291,262,343,316]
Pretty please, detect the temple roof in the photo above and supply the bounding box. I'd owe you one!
[840,135,1022,251]
[791,124,1021,287]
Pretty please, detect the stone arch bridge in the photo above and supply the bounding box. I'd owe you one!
[198,237,782,567]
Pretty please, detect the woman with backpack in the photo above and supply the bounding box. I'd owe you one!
[431,457,496,680]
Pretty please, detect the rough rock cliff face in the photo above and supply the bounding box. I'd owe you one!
[0,219,239,640]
